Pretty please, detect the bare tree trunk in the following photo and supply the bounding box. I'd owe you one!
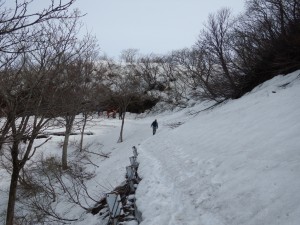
[62,132,70,170]
[219,54,238,92]
[6,167,19,225]
[79,113,88,152]
[62,115,75,170]
[118,111,126,143]
[6,141,20,225]
[6,165,19,225]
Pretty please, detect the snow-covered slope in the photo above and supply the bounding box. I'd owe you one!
[0,70,299,225]
[135,70,300,225]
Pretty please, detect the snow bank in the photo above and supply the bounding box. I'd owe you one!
[136,70,300,225]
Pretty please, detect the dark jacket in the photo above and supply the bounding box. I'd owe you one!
[151,120,158,128]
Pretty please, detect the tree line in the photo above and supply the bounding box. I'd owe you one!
[99,0,300,108]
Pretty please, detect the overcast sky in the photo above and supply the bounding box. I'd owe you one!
[72,0,245,58]
[7,0,245,58]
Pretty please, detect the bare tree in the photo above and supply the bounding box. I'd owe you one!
[57,54,99,169]
[136,55,163,91]
[115,75,142,143]
[198,8,241,99]
[231,0,300,93]
[99,59,143,142]
[120,48,139,63]
[0,2,86,224]
[0,0,78,57]
[0,50,61,225]
[170,48,220,102]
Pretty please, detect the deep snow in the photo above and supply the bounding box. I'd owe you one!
[0,70,300,225]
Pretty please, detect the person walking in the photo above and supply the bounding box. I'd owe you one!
[151,119,158,135]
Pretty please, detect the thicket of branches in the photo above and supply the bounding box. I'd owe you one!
[168,0,300,101]
[234,0,300,93]
[0,1,103,224]
[14,153,98,225]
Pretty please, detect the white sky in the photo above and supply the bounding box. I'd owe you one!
[73,0,245,58]
[4,0,245,58]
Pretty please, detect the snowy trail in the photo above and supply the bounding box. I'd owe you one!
[138,139,204,225]
[103,113,208,224]
[136,125,226,225]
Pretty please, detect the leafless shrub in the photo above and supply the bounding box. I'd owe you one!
[14,154,99,224]
[233,0,300,93]
[165,122,184,129]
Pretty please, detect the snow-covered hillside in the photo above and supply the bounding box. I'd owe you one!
[135,70,300,225]
[0,70,300,225]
